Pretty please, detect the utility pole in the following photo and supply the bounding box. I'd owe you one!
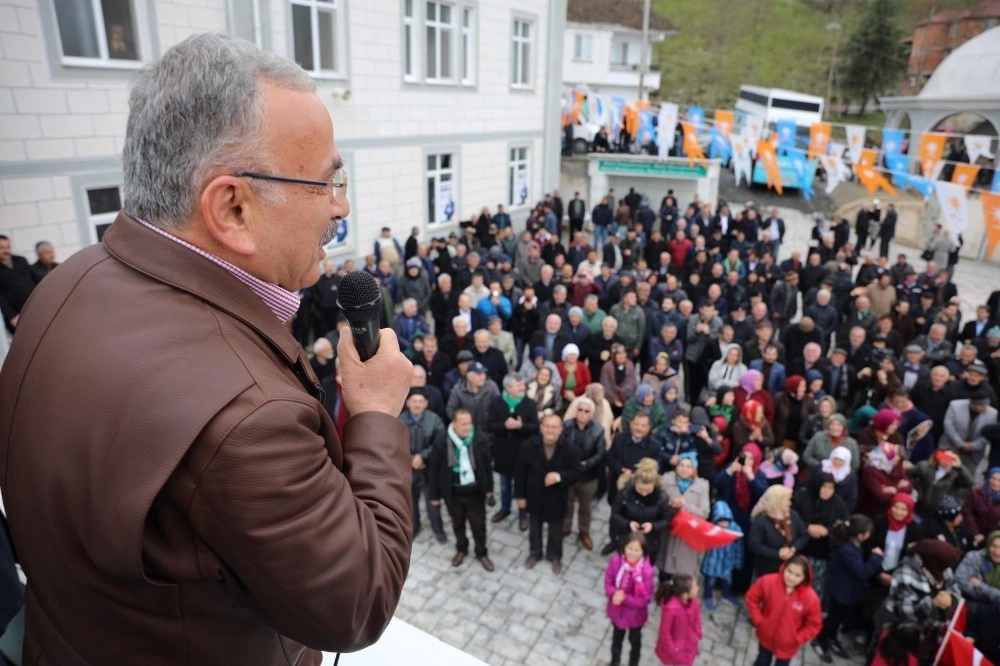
[825,22,840,119]
[638,0,650,100]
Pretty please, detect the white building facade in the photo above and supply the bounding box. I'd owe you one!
[0,0,566,265]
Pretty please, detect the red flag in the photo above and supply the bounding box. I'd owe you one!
[669,509,741,552]
[937,630,992,666]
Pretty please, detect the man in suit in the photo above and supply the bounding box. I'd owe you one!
[0,234,38,333]
[899,344,930,391]
[749,343,787,395]
[600,413,660,555]
[878,203,897,258]
[0,34,414,664]
[939,394,998,472]
[961,305,993,342]
[529,313,571,364]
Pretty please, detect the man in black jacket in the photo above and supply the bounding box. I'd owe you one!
[561,397,606,551]
[601,413,661,555]
[0,234,38,333]
[878,203,897,258]
[429,408,495,571]
[515,414,581,574]
[567,192,586,236]
[400,388,448,543]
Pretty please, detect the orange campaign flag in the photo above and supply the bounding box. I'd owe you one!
[681,121,706,167]
[808,122,831,162]
[984,191,1000,260]
[756,139,783,195]
[919,132,947,178]
[856,162,898,197]
[858,147,878,167]
[951,163,980,189]
[714,110,734,139]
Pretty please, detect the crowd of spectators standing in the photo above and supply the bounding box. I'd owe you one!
[290,188,1000,666]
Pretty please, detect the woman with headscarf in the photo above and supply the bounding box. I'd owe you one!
[863,493,924,634]
[749,485,810,577]
[773,375,814,452]
[821,446,859,511]
[873,540,962,665]
[707,342,747,395]
[601,343,637,417]
[794,471,850,604]
[731,399,776,454]
[858,432,913,518]
[799,395,838,447]
[734,369,775,426]
[857,408,905,462]
[641,351,676,397]
[657,380,690,427]
[620,384,667,435]
[847,405,877,439]
[908,449,974,519]
[803,413,860,474]
[658,452,711,579]
[955,530,1000,665]
[962,468,1000,548]
[556,343,591,405]
[714,442,768,591]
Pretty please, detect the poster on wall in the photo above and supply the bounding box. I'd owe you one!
[514,166,530,206]
[322,218,350,252]
[437,178,455,222]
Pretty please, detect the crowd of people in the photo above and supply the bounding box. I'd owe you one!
[294,187,1000,666]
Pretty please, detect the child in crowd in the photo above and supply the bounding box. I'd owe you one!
[654,574,702,666]
[814,515,883,663]
[708,387,736,427]
[745,555,822,666]
[604,532,655,666]
[870,621,922,666]
[700,500,744,610]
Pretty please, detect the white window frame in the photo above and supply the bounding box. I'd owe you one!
[511,17,533,88]
[51,0,148,69]
[289,0,346,79]
[402,0,417,81]
[611,40,630,67]
[426,152,457,226]
[508,145,530,208]
[84,184,123,244]
[573,33,592,62]
[227,0,265,49]
[460,5,475,86]
[425,1,456,83]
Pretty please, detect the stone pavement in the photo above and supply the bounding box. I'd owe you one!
[392,206,1000,665]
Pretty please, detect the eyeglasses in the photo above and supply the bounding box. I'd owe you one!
[234,166,348,204]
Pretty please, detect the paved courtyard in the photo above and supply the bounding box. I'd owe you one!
[392,207,1000,665]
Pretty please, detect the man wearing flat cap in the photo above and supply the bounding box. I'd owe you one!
[940,393,998,472]
[400,387,448,544]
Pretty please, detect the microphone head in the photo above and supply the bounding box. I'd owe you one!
[336,271,382,324]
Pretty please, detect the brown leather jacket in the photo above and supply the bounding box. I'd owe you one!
[0,214,412,664]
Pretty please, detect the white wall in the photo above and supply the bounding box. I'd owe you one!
[0,0,559,266]
[562,23,660,102]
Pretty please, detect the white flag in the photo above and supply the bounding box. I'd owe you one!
[658,103,678,158]
[934,181,968,238]
[733,132,753,186]
[845,125,867,162]
[820,155,842,194]
[744,114,765,144]
[965,134,995,163]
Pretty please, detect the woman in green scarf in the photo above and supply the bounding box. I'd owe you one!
[955,530,1000,664]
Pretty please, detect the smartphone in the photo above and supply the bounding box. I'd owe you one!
[737,453,747,465]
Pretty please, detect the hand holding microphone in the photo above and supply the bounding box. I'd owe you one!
[336,271,412,418]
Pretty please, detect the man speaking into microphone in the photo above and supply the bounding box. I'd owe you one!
[0,34,413,664]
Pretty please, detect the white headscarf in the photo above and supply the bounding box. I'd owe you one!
[821,445,852,483]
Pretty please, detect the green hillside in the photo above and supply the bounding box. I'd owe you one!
[651,0,976,110]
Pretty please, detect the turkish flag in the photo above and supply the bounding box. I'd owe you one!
[937,630,992,666]
[669,509,742,553]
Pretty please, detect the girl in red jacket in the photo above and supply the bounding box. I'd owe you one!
[654,574,702,666]
[745,555,823,666]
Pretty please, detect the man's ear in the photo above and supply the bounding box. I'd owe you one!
[200,175,258,257]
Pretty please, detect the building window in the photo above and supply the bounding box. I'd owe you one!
[228,0,265,49]
[425,1,455,82]
[511,18,532,87]
[403,0,417,79]
[291,0,344,77]
[508,147,529,208]
[611,41,629,66]
[573,34,592,61]
[948,21,958,37]
[426,153,456,225]
[53,0,142,66]
[86,185,122,243]
[985,18,999,30]
[460,6,475,85]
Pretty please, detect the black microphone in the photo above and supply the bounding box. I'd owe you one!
[336,271,382,361]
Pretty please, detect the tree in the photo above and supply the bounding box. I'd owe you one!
[840,0,908,115]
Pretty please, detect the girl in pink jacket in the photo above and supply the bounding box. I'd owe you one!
[604,532,655,666]
[654,574,702,666]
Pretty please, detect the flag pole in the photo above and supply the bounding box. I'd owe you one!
[931,597,965,666]
[638,0,650,101]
